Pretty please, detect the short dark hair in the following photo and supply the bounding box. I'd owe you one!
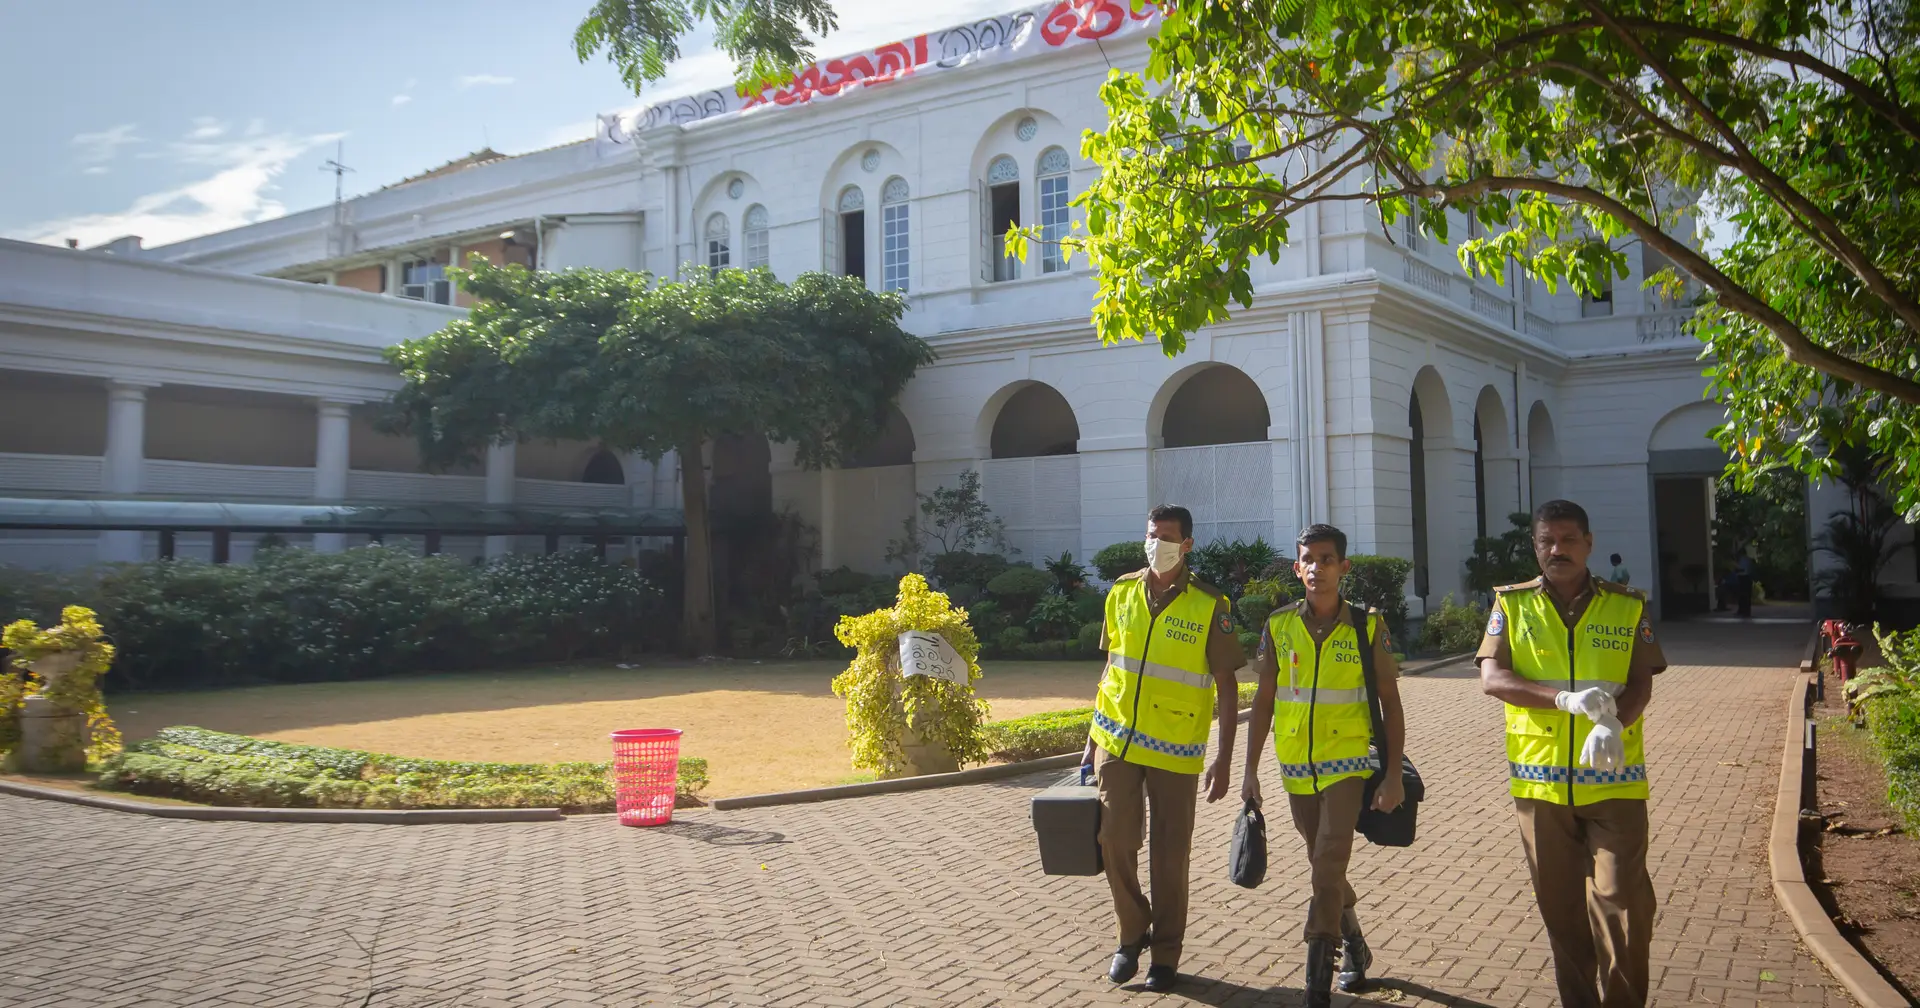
[1532,499,1591,535]
[1610,553,1622,565]
[1148,504,1193,540]
[1297,523,1348,560]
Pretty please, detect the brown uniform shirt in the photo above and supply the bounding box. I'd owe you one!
[1252,598,1401,681]
[1098,566,1247,678]
[1475,574,1668,676]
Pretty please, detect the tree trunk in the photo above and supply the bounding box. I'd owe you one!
[679,440,717,656]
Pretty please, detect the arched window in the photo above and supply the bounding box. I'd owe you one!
[880,178,910,293]
[1037,147,1070,274]
[832,185,866,281]
[984,155,1020,282]
[705,213,730,273]
[581,449,624,485]
[743,204,769,270]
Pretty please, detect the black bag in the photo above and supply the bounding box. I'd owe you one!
[1229,799,1267,888]
[1351,603,1424,847]
[1030,765,1104,876]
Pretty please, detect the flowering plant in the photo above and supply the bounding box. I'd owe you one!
[2,605,122,761]
[831,574,990,776]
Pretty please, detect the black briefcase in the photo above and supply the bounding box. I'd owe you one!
[1229,800,1267,888]
[1357,749,1424,848]
[1031,766,1103,876]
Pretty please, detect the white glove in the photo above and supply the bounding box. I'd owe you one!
[1579,715,1625,771]
[1556,687,1618,723]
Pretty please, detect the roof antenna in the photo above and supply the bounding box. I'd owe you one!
[320,141,355,258]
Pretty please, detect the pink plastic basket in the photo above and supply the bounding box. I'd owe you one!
[609,728,683,827]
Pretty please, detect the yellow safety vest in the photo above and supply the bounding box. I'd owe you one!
[1266,602,1379,795]
[1092,577,1219,774]
[1497,580,1650,804]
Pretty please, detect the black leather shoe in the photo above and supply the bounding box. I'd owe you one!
[1108,935,1148,984]
[1337,929,1373,992]
[1304,938,1337,1008]
[1143,964,1178,992]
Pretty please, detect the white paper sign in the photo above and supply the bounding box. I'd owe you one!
[898,630,968,684]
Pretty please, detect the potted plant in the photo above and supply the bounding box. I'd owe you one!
[2,606,121,773]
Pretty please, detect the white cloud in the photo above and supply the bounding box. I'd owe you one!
[82,166,109,176]
[459,74,516,87]
[391,94,412,107]
[72,123,141,165]
[8,128,344,249]
[186,117,226,140]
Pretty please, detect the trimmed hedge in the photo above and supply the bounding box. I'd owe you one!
[1418,594,1488,655]
[95,726,707,813]
[0,547,664,691]
[982,682,1261,761]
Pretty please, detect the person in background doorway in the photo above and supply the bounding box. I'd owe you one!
[1608,553,1630,586]
[1241,523,1406,1007]
[1080,504,1243,993]
[1478,499,1666,1008]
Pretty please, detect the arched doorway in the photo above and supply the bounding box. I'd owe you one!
[581,449,624,485]
[1151,364,1274,546]
[828,405,918,573]
[1648,401,1730,618]
[1474,385,1516,542]
[1408,367,1455,602]
[979,382,1081,562]
[1527,402,1559,507]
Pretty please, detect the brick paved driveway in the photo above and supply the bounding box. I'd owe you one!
[0,622,1850,1007]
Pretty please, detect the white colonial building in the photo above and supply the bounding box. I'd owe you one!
[0,2,1776,620]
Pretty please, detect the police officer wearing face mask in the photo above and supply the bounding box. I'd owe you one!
[1080,504,1244,993]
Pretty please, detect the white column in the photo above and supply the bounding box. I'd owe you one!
[484,439,516,558]
[1077,436,1151,566]
[98,380,153,562]
[312,400,353,553]
[1288,309,1330,527]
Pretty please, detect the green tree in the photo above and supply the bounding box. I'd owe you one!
[1711,469,1808,599]
[380,261,933,654]
[1465,512,1539,596]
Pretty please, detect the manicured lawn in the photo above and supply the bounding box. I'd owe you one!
[105,659,1105,797]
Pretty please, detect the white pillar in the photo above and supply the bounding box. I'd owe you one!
[484,439,516,558]
[312,400,353,553]
[98,380,153,562]
[1288,309,1330,527]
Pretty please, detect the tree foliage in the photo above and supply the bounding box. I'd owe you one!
[574,0,838,96]
[380,261,933,653]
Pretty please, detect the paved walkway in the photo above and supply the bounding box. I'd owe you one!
[0,623,1851,1007]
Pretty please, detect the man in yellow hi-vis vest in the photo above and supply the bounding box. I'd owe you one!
[1242,523,1406,1008]
[1080,504,1243,993]
[1478,499,1667,1008]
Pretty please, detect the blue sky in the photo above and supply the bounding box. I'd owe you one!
[0,0,1016,249]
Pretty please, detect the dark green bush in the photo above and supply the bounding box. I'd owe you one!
[993,626,1031,652]
[95,726,707,812]
[1027,594,1081,640]
[1070,587,1104,625]
[1237,592,1279,629]
[986,565,1053,608]
[929,551,1012,593]
[965,598,1009,636]
[1093,541,1144,582]
[6,547,662,692]
[1418,594,1489,655]
[1189,538,1279,600]
[1342,554,1414,642]
[1077,620,1103,653]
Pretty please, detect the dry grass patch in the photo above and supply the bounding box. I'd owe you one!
[106,659,1104,797]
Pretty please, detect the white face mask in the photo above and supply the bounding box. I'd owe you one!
[1145,536,1184,574]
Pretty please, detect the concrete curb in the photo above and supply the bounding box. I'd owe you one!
[1769,669,1910,1007]
[0,779,564,824]
[1401,652,1476,677]
[710,753,1082,811]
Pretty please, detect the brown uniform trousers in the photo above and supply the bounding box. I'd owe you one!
[1516,797,1657,1008]
[1094,745,1199,968]
[1287,775,1367,941]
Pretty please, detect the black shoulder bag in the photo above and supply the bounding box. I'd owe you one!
[1352,603,1424,847]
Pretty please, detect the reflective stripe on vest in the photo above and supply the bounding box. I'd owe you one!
[1092,578,1218,774]
[1500,584,1650,805]
[1265,603,1378,795]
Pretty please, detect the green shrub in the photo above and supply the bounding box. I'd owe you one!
[1238,592,1279,629]
[1189,538,1279,600]
[929,551,1012,593]
[1860,626,1920,831]
[966,599,1009,636]
[94,726,707,812]
[1246,571,1301,604]
[986,566,1053,608]
[1027,594,1081,639]
[1070,587,1104,625]
[1093,541,1145,582]
[1043,552,1089,595]
[1418,594,1489,655]
[1013,639,1086,659]
[993,626,1031,652]
[1237,629,1261,655]
[983,707,1095,761]
[23,547,663,692]
[1077,620,1103,653]
[1343,554,1414,642]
